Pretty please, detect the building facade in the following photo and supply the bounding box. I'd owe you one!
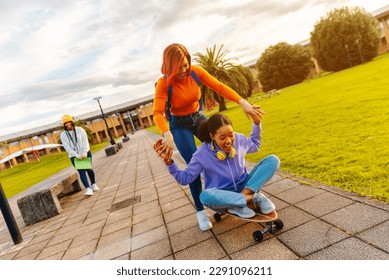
[0,96,155,170]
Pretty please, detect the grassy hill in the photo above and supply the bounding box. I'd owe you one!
[150,53,389,203]
[233,53,389,203]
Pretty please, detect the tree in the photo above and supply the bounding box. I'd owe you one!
[256,42,312,92]
[234,65,255,97]
[194,44,249,111]
[310,6,380,72]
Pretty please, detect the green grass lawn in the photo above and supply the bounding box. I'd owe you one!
[0,140,110,198]
[149,53,389,203]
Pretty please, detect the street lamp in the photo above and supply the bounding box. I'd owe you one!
[344,44,352,68]
[93,97,116,145]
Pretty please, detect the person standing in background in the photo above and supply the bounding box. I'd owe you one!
[60,114,99,196]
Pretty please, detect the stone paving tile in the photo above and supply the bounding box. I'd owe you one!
[170,225,213,253]
[132,215,164,236]
[321,203,389,234]
[13,239,49,259]
[133,205,162,225]
[277,206,315,231]
[261,178,300,195]
[156,181,180,193]
[357,220,389,252]
[70,228,103,248]
[14,250,41,260]
[166,213,199,236]
[137,192,158,204]
[158,186,183,198]
[161,196,192,213]
[159,190,187,205]
[62,238,98,260]
[0,250,18,260]
[106,208,133,225]
[113,253,129,260]
[135,185,157,198]
[163,204,196,224]
[174,238,227,260]
[231,238,300,260]
[47,228,78,247]
[131,225,168,251]
[97,227,131,249]
[130,238,172,260]
[133,200,159,216]
[40,251,65,260]
[102,217,132,236]
[82,209,109,226]
[93,238,131,260]
[306,237,389,260]
[296,192,354,217]
[217,223,265,254]
[277,219,350,257]
[61,214,87,227]
[276,184,326,204]
[26,230,56,246]
[77,219,106,236]
[36,239,72,260]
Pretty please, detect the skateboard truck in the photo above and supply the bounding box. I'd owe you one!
[252,219,284,242]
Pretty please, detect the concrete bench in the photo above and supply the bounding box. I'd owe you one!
[17,172,81,225]
[104,142,123,156]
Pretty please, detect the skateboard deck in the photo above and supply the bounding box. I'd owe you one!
[224,203,278,222]
[213,204,284,242]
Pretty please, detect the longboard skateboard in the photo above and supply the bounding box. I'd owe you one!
[213,204,284,242]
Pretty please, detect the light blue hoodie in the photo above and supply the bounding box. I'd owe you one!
[168,124,261,192]
[60,126,90,158]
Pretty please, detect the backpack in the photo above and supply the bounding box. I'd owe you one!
[165,71,202,120]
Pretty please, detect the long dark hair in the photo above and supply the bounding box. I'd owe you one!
[198,114,233,143]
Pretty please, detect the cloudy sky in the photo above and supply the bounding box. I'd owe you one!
[0,0,387,137]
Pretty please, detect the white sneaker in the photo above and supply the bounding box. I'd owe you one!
[196,210,213,231]
[91,183,99,192]
[253,192,275,214]
[227,206,255,218]
[84,188,93,196]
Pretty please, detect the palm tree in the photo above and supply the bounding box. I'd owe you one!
[194,44,249,111]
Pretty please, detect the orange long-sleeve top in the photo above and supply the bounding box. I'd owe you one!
[153,65,242,134]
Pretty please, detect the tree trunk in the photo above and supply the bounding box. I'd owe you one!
[213,92,227,112]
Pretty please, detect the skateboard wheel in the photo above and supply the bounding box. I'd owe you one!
[274,219,284,230]
[253,230,263,242]
[214,213,221,222]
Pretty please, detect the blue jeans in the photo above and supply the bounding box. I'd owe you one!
[199,154,280,210]
[169,111,207,211]
[70,151,96,189]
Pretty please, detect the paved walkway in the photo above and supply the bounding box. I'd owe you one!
[0,130,388,260]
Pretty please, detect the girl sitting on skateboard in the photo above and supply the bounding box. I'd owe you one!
[154,112,279,220]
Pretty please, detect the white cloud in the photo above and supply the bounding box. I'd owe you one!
[0,0,387,137]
